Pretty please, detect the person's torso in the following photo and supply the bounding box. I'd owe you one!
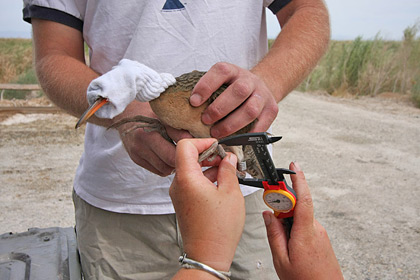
[71,0,271,214]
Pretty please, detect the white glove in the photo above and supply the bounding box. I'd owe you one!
[87,59,176,119]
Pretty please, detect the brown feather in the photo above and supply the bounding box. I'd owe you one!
[149,70,253,138]
[112,70,263,178]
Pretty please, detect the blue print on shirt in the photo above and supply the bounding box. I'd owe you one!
[162,0,185,10]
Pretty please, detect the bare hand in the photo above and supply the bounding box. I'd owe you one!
[169,138,245,272]
[263,162,343,280]
[190,62,279,138]
[115,101,191,176]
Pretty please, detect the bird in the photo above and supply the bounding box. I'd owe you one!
[76,70,264,178]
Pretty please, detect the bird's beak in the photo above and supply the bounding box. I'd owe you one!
[75,97,109,129]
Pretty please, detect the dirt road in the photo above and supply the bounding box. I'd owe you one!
[1,91,419,279]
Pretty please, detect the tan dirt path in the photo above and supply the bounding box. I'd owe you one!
[1,91,419,279]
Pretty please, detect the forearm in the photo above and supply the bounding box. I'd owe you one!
[172,268,222,280]
[36,53,97,117]
[38,49,158,129]
[32,18,144,128]
[36,54,145,128]
[252,0,330,102]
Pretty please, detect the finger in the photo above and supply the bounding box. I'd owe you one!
[216,153,239,192]
[136,156,170,177]
[190,62,238,107]
[289,162,314,229]
[175,138,218,174]
[147,132,177,168]
[147,154,174,176]
[128,132,176,176]
[173,139,218,195]
[165,126,192,143]
[263,211,290,265]
[203,166,218,183]
[248,100,279,133]
[200,156,223,168]
[209,92,264,138]
[201,78,254,126]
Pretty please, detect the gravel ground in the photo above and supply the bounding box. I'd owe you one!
[1,91,419,279]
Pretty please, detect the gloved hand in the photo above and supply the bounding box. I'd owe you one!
[87,59,176,118]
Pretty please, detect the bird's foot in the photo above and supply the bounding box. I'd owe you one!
[198,141,246,179]
[108,115,172,142]
[198,141,225,162]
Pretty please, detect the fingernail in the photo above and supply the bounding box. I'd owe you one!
[190,94,202,106]
[263,212,272,226]
[202,113,212,125]
[210,128,220,138]
[227,153,237,167]
[292,161,301,171]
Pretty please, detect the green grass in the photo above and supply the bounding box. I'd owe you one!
[296,21,420,107]
[0,39,91,100]
[0,39,34,82]
[2,28,420,107]
[0,38,39,99]
[2,68,40,99]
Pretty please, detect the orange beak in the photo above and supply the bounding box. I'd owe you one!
[75,97,109,129]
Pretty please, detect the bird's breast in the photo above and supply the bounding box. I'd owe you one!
[149,90,211,137]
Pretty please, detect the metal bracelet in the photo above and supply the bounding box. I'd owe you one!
[179,253,231,280]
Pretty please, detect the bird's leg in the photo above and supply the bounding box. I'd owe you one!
[198,141,224,162]
[110,118,248,179]
[198,141,246,179]
[108,115,172,142]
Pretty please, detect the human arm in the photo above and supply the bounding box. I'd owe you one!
[31,18,188,176]
[169,139,245,279]
[190,0,330,138]
[263,162,343,280]
[31,18,101,124]
[169,139,342,279]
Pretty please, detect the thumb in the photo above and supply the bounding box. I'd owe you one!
[217,153,239,190]
[263,211,289,264]
[289,162,314,229]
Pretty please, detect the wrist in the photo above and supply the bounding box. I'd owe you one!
[173,268,221,280]
[185,256,231,274]
[178,253,231,280]
[184,244,233,272]
[250,59,290,103]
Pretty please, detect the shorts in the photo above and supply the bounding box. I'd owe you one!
[73,189,276,279]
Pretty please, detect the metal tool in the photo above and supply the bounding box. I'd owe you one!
[219,132,296,219]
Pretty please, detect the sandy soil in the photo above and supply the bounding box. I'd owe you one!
[1,92,419,279]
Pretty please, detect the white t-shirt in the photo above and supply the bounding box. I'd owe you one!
[23,0,290,214]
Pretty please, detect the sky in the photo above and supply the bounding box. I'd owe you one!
[1,0,420,40]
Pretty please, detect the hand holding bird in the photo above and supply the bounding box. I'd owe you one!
[76,60,276,178]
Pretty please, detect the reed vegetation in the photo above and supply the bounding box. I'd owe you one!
[0,38,37,99]
[1,24,420,107]
[296,22,420,107]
